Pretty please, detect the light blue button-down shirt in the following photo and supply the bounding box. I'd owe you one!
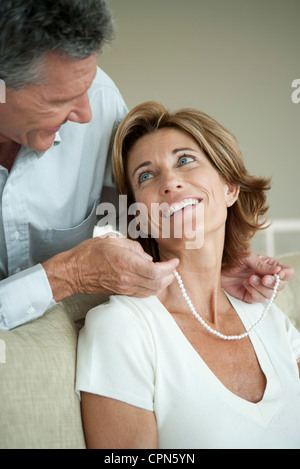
[0,67,127,329]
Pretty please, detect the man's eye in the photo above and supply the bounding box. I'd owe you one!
[178,156,194,166]
[139,172,153,183]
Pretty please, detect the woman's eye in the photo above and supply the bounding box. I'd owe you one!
[138,172,153,183]
[178,156,194,166]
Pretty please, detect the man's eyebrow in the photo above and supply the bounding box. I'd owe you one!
[132,160,152,177]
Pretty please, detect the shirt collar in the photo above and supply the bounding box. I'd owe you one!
[53,131,62,145]
[36,130,62,158]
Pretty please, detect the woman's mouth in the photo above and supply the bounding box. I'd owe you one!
[162,198,203,218]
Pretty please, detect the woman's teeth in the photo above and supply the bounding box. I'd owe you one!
[164,198,200,218]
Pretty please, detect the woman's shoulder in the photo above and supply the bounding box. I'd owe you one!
[227,292,299,336]
[83,294,158,332]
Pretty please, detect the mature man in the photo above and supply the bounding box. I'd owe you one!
[0,0,292,331]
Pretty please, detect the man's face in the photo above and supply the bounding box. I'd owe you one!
[0,52,98,151]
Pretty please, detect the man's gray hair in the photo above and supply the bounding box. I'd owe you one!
[0,0,115,89]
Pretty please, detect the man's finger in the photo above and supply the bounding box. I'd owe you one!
[124,239,154,261]
[127,252,179,280]
[252,255,295,281]
[243,279,276,303]
[247,273,285,301]
[130,272,177,297]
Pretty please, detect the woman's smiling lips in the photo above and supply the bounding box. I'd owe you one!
[162,196,203,218]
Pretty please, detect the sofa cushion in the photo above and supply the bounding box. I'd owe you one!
[0,292,109,449]
[0,304,86,449]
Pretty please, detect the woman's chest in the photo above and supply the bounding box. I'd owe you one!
[172,314,267,403]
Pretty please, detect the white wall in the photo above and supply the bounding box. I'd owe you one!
[99,0,300,254]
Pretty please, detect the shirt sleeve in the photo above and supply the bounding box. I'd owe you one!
[75,297,155,411]
[0,264,55,330]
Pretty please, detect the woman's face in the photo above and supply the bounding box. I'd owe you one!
[127,127,238,248]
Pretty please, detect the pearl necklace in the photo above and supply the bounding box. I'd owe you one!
[173,270,280,341]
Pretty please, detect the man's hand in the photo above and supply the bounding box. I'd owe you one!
[221,253,295,303]
[43,237,179,302]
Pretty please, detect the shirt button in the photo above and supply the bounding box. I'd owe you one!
[27,304,35,315]
[11,231,20,241]
[6,183,13,192]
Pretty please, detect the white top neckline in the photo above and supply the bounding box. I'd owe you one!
[150,293,282,428]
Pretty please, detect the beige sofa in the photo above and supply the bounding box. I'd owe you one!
[0,252,299,449]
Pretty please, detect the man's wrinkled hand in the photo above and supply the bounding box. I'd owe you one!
[221,252,295,304]
[43,237,179,302]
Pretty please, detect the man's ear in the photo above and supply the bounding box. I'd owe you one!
[225,183,240,207]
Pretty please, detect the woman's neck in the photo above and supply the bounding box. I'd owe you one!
[157,236,229,324]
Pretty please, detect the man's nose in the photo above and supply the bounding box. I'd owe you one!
[67,93,92,124]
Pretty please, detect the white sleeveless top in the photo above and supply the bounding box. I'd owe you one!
[76,293,300,449]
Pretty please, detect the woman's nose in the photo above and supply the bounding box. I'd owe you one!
[160,170,184,194]
[66,93,92,124]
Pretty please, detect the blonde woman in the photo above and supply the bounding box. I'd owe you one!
[76,102,300,449]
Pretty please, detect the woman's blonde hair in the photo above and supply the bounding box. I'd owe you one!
[112,101,271,269]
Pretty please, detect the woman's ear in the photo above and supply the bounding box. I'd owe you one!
[224,183,240,207]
